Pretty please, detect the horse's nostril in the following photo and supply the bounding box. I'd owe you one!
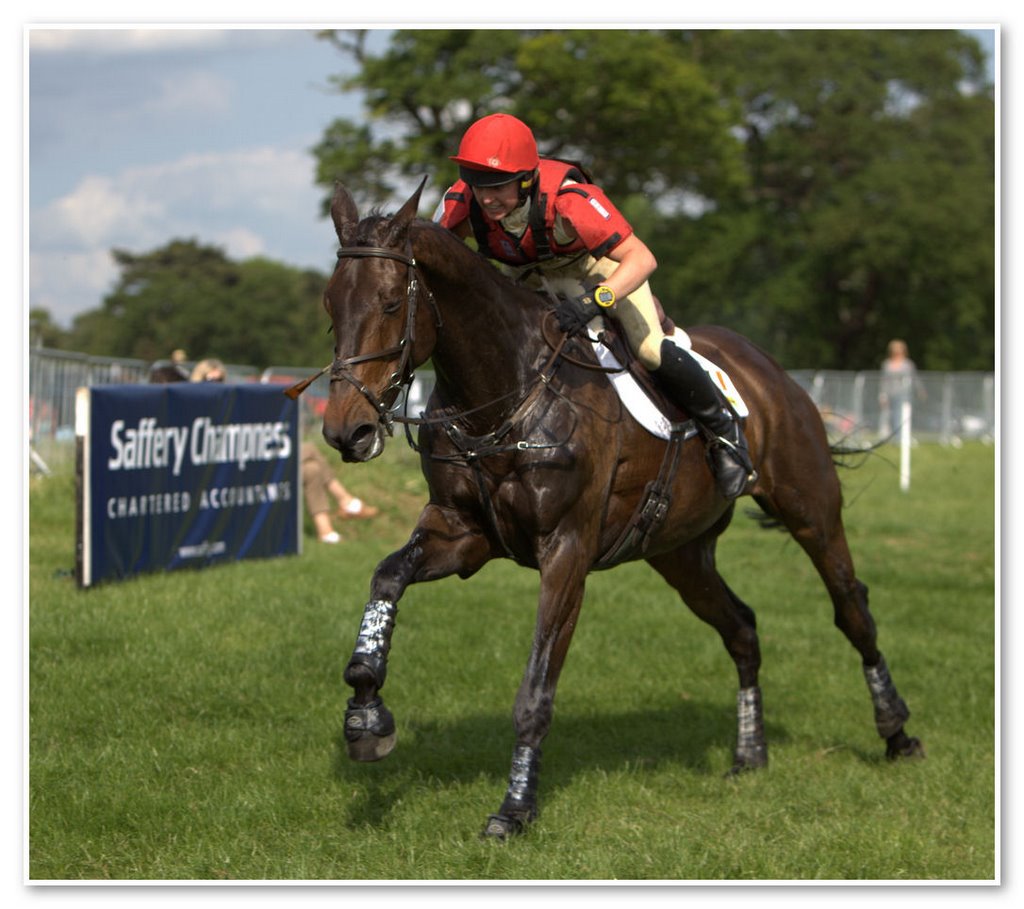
[351,424,377,447]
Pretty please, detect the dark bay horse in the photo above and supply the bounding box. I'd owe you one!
[310,179,922,839]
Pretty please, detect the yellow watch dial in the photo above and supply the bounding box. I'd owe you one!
[594,285,616,308]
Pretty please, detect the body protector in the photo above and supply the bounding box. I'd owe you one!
[437,158,633,266]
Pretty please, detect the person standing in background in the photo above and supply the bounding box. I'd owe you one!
[879,339,925,437]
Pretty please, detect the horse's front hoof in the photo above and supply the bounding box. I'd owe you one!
[481,813,527,841]
[344,698,397,762]
[886,733,925,761]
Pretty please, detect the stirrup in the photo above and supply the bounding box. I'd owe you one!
[708,434,757,499]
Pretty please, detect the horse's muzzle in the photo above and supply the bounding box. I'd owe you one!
[323,421,386,462]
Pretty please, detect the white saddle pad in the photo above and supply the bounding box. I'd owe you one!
[588,328,749,441]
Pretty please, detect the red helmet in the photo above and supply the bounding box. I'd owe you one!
[450,113,539,187]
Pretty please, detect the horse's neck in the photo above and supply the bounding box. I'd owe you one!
[415,226,543,421]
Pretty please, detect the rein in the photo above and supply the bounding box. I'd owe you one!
[399,329,572,462]
[287,243,581,460]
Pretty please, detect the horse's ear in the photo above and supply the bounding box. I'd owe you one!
[386,175,429,245]
[330,183,360,246]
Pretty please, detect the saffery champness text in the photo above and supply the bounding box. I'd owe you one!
[106,416,293,477]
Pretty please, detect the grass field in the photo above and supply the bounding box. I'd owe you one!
[28,438,997,881]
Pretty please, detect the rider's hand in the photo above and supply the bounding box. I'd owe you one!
[555,293,597,336]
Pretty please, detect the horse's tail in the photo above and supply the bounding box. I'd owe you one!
[745,433,887,533]
[828,436,889,469]
[744,503,787,531]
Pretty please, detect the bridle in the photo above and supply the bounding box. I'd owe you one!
[282,235,596,460]
[295,243,442,435]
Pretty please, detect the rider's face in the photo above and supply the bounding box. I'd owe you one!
[471,180,521,221]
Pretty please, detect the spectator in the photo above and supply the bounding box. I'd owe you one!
[301,443,379,544]
[190,358,227,383]
[148,348,190,383]
[879,339,925,436]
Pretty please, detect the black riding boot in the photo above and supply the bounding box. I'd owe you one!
[654,338,756,499]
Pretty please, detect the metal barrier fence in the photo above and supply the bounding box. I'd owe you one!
[29,347,995,470]
[788,369,996,446]
[29,348,151,444]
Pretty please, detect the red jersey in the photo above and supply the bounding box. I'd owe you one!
[437,158,634,265]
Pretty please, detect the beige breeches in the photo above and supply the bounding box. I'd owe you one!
[506,253,669,369]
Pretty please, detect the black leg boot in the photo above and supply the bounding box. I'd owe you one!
[653,338,757,499]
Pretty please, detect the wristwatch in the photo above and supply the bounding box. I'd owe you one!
[593,285,616,308]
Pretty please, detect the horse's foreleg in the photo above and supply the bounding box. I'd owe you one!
[343,504,493,762]
[483,542,588,839]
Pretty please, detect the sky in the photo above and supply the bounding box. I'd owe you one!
[28,27,385,328]
[23,16,999,332]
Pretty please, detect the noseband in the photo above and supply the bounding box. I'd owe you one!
[328,244,440,434]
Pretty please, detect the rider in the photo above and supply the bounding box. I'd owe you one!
[434,112,756,499]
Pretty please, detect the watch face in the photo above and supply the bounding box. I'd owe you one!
[595,286,615,307]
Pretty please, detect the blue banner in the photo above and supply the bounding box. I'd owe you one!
[78,383,299,586]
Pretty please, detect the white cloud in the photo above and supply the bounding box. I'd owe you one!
[28,28,230,55]
[36,145,314,246]
[43,174,166,246]
[29,248,119,320]
[30,144,327,326]
[145,70,233,116]
[216,226,266,259]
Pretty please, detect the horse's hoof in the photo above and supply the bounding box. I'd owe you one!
[346,730,397,762]
[481,813,526,841]
[886,735,925,761]
[344,698,396,763]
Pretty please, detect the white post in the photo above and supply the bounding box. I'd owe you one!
[899,399,912,492]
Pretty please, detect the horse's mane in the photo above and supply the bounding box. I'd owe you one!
[408,217,553,317]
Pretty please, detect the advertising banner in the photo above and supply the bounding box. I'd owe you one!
[76,383,300,587]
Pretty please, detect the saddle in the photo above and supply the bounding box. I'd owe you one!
[583,317,749,440]
[536,282,748,434]
[558,301,750,568]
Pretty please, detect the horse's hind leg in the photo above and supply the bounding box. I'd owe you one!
[753,477,923,760]
[647,537,768,773]
[343,503,493,762]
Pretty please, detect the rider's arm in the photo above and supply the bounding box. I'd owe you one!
[600,233,658,302]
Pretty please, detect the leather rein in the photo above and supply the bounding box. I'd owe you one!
[284,243,628,461]
[286,244,573,451]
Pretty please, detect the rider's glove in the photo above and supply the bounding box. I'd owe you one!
[554,285,616,336]
[555,294,594,336]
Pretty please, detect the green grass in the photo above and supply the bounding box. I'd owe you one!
[28,439,996,881]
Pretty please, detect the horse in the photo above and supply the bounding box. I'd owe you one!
[305,178,922,840]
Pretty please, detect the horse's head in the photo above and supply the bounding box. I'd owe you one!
[320,178,438,462]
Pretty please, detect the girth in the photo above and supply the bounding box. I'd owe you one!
[593,418,698,570]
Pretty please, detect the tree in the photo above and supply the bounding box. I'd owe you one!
[312,28,994,370]
[676,29,995,369]
[65,239,332,368]
[29,308,68,349]
[313,29,747,209]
